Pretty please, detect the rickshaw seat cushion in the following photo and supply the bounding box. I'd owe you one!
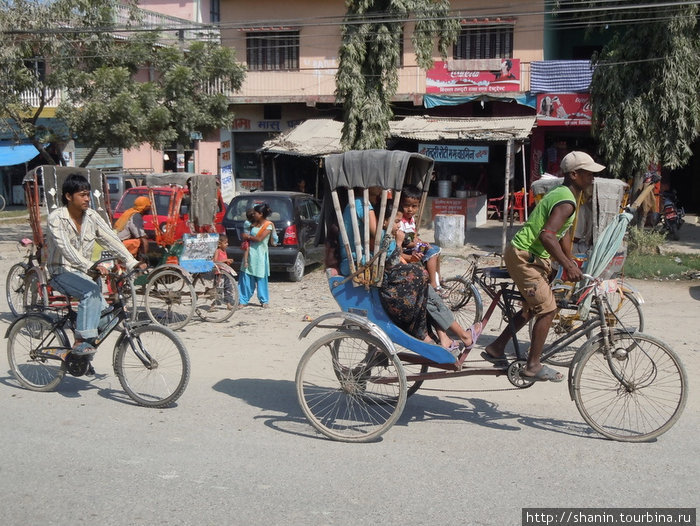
[483,266,510,279]
[328,276,457,365]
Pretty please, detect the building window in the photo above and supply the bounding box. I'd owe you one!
[454,24,513,60]
[246,31,299,71]
[210,0,220,23]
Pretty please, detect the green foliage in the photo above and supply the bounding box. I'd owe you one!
[1,0,245,166]
[624,251,700,280]
[336,0,459,150]
[588,4,700,178]
[625,227,667,255]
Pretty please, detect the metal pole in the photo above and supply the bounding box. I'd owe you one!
[501,139,513,257]
[521,143,528,221]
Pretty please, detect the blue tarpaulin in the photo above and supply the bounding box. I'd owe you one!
[0,142,41,166]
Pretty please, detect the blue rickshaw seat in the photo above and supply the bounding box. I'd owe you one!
[328,275,457,365]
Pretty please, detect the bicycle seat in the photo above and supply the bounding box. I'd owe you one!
[482,266,510,279]
[328,276,457,365]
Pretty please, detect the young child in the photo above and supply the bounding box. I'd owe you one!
[398,185,444,293]
[214,236,236,309]
[241,208,255,268]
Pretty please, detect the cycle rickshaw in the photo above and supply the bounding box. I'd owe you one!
[8,165,134,316]
[130,172,238,329]
[294,149,687,443]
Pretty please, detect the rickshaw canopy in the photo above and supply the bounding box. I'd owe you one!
[324,150,433,191]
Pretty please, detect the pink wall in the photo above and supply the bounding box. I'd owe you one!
[137,0,212,23]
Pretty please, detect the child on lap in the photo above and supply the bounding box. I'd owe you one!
[398,185,444,293]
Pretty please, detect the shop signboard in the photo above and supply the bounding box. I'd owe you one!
[431,198,468,219]
[536,93,592,126]
[418,144,489,163]
[426,59,521,94]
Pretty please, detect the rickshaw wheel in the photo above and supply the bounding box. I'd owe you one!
[296,329,407,443]
[144,269,196,330]
[193,271,238,323]
[507,360,536,389]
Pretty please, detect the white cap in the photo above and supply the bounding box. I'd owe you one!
[560,151,606,173]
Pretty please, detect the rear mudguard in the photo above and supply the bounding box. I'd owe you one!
[4,311,63,339]
[298,311,397,355]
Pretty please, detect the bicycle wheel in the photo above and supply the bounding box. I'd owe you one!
[572,332,687,442]
[440,277,483,330]
[7,314,68,391]
[603,289,644,333]
[144,269,195,330]
[193,271,238,323]
[6,262,29,317]
[0,194,6,212]
[113,324,190,408]
[296,329,407,442]
[404,362,429,397]
[22,267,50,312]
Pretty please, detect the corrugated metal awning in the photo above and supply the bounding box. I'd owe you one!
[258,119,344,156]
[389,116,536,142]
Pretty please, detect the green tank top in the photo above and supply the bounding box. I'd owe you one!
[511,185,576,259]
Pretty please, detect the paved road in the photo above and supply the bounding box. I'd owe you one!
[0,219,697,526]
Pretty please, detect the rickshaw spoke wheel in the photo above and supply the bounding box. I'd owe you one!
[144,269,196,330]
[193,271,238,323]
[572,333,687,442]
[296,329,406,442]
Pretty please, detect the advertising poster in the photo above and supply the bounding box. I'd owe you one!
[536,93,592,126]
[426,59,521,94]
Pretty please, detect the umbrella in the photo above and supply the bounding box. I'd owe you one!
[577,211,633,318]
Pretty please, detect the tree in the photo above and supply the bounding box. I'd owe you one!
[0,0,245,167]
[580,3,700,179]
[335,0,459,150]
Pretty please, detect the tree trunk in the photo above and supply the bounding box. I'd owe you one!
[80,146,100,168]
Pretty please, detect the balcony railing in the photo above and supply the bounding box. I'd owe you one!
[115,5,220,45]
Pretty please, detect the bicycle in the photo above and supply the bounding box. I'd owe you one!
[6,258,191,408]
[0,193,6,212]
[6,238,40,317]
[441,253,644,367]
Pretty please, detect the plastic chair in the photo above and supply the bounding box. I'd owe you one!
[487,195,505,219]
[509,190,526,223]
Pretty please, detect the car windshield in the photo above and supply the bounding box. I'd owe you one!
[226,196,293,223]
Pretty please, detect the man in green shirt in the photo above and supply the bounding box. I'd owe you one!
[481,151,605,381]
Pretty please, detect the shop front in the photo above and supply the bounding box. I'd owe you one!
[388,115,536,233]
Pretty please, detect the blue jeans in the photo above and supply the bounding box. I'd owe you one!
[50,270,107,340]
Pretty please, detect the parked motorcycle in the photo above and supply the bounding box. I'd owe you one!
[654,189,685,240]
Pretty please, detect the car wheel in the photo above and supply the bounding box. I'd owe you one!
[288,252,305,282]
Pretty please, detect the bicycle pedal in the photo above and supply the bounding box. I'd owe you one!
[86,364,96,376]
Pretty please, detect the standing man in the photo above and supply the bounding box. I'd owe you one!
[481,151,604,381]
[46,173,142,355]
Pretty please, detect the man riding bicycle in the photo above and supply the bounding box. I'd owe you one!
[46,173,144,356]
[482,151,604,381]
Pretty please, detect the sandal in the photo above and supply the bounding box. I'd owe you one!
[71,341,97,356]
[480,350,508,367]
[464,321,484,351]
[522,364,564,383]
[444,340,464,358]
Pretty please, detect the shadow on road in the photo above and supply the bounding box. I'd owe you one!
[212,377,602,441]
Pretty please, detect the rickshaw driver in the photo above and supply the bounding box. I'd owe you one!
[46,173,145,356]
[114,195,151,259]
[481,151,605,381]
